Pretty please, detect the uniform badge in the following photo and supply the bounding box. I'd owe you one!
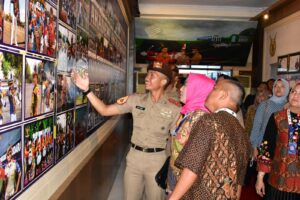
[117,96,129,105]
[136,106,145,110]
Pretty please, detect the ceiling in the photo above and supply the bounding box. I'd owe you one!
[138,0,278,20]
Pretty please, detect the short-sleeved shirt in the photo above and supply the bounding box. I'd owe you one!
[175,111,251,200]
[116,93,181,148]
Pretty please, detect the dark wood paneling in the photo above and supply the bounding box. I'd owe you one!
[56,114,132,200]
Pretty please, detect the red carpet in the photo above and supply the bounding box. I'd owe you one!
[240,176,262,200]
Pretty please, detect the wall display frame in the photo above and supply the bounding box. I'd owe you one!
[55,110,74,162]
[278,52,300,74]
[58,0,76,29]
[25,57,55,119]
[76,0,90,31]
[75,106,87,145]
[27,0,57,57]
[0,49,23,127]
[0,0,128,198]
[23,116,54,188]
[57,24,76,113]
[0,126,22,200]
[2,0,26,48]
[75,27,88,106]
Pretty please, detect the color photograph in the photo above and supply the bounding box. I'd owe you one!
[28,0,57,57]
[75,106,87,145]
[0,127,22,200]
[76,0,90,31]
[0,50,22,127]
[87,84,95,131]
[55,111,74,162]
[0,1,3,41]
[135,18,257,66]
[75,28,88,106]
[25,57,55,119]
[59,0,76,29]
[57,25,76,112]
[23,116,54,187]
[2,0,26,48]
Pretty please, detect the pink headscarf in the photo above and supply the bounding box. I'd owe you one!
[180,73,215,114]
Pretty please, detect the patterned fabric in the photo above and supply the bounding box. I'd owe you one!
[175,111,251,200]
[257,109,300,194]
[244,104,257,136]
[168,110,207,190]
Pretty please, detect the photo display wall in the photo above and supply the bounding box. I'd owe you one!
[0,0,127,199]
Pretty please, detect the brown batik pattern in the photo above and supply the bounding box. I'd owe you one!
[201,131,238,200]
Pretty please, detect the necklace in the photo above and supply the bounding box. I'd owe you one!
[287,109,300,155]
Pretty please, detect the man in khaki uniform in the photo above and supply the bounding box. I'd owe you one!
[72,62,181,200]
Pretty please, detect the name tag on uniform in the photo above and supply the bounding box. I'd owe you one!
[136,106,145,111]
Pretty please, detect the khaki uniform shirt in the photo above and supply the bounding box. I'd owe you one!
[116,93,181,148]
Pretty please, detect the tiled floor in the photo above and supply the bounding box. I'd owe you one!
[107,153,126,200]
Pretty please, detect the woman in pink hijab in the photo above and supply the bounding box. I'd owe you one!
[167,73,215,193]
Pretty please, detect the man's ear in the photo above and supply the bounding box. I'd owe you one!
[219,89,229,100]
[161,79,168,87]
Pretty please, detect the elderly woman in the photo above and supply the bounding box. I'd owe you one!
[256,83,300,199]
[167,73,215,193]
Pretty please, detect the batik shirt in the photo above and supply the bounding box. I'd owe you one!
[175,111,251,200]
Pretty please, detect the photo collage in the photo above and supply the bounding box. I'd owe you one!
[0,0,127,199]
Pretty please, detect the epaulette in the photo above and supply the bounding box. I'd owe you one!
[168,98,181,107]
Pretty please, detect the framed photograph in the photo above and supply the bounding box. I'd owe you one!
[289,53,300,72]
[28,0,57,57]
[59,0,76,29]
[55,111,74,162]
[57,25,76,113]
[0,126,22,200]
[75,28,88,106]
[2,0,26,48]
[23,116,54,187]
[87,84,95,131]
[25,57,55,119]
[278,56,288,73]
[75,106,87,145]
[76,0,90,31]
[0,50,23,127]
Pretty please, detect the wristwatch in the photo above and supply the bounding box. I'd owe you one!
[82,88,91,96]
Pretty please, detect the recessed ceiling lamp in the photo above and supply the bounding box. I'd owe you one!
[263,13,269,20]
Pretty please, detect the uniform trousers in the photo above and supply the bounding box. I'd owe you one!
[124,147,167,200]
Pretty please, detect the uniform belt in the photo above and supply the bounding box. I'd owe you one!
[131,143,164,153]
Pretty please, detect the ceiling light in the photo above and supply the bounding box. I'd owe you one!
[263,13,269,20]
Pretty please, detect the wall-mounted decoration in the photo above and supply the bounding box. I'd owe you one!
[55,110,74,162]
[75,106,87,145]
[288,53,300,72]
[57,24,76,113]
[25,57,55,119]
[76,0,90,31]
[2,0,26,48]
[58,0,76,29]
[23,116,54,187]
[135,18,256,66]
[278,52,300,74]
[28,0,57,57]
[0,126,22,200]
[0,50,22,127]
